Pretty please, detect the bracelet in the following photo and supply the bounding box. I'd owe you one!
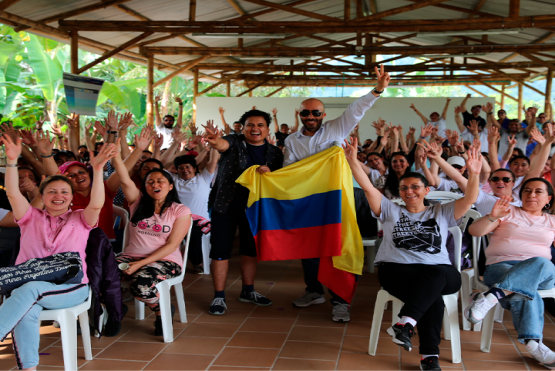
[420,136,427,139]
[108,130,118,134]
[458,151,465,154]
[179,103,183,106]
[487,112,493,115]
[486,214,498,223]
[5,164,17,167]
[372,88,384,95]
[56,135,63,139]
[41,153,54,158]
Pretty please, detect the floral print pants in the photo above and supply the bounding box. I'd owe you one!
[116,255,181,312]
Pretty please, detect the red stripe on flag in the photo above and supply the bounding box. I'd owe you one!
[254,224,342,261]
[318,257,358,304]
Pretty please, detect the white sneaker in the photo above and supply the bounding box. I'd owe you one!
[332,303,351,322]
[464,292,497,324]
[526,340,555,369]
[292,291,326,308]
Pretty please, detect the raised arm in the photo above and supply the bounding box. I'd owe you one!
[206,146,220,174]
[409,103,428,125]
[525,126,555,181]
[453,147,482,220]
[83,143,118,227]
[397,125,409,154]
[469,196,510,236]
[174,95,184,129]
[460,93,471,113]
[525,106,539,135]
[487,126,501,171]
[218,107,229,131]
[272,108,279,133]
[415,146,437,187]
[454,106,466,133]
[292,108,300,133]
[441,98,451,120]
[154,96,162,128]
[344,137,383,216]
[424,140,469,192]
[203,120,229,152]
[483,102,499,130]
[112,140,141,205]
[2,136,30,220]
[36,131,59,176]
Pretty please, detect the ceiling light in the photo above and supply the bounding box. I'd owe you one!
[417,29,521,37]
[192,33,288,38]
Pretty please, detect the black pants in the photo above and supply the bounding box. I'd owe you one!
[188,227,204,266]
[378,263,461,354]
[210,210,257,261]
[353,187,377,238]
[302,258,347,305]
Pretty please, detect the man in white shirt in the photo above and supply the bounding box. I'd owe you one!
[284,64,391,323]
[155,96,184,149]
[409,98,451,138]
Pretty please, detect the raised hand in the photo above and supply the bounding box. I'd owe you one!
[20,176,38,193]
[155,95,162,103]
[19,129,37,147]
[472,138,482,151]
[490,196,511,219]
[374,64,391,91]
[416,139,440,160]
[154,133,164,149]
[380,131,390,147]
[172,129,189,144]
[271,108,278,116]
[466,147,483,174]
[342,137,358,162]
[105,110,120,130]
[66,113,80,130]
[454,106,462,115]
[187,135,201,149]
[94,120,107,137]
[408,126,416,135]
[0,122,18,142]
[448,130,459,146]
[1,135,22,161]
[188,121,198,134]
[530,128,546,145]
[267,134,276,146]
[35,130,55,156]
[34,116,46,131]
[295,108,300,116]
[445,129,452,139]
[252,106,257,110]
[488,126,500,144]
[174,95,183,104]
[218,107,225,115]
[135,127,154,151]
[420,123,434,138]
[507,134,518,147]
[89,142,118,171]
[468,120,479,135]
[409,103,416,111]
[544,123,555,143]
[50,121,63,137]
[118,112,133,131]
[483,102,493,113]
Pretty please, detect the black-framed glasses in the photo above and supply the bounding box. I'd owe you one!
[490,176,513,183]
[399,185,424,192]
[299,110,323,117]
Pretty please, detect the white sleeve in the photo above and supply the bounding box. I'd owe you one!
[0,208,9,221]
[283,138,298,167]
[321,93,380,142]
[437,118,447,138]
[200,168,216,183]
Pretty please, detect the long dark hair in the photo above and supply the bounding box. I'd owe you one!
[384,152,410,198]
[130,169,181,224]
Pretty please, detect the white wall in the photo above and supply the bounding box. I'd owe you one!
[197,96,495,141]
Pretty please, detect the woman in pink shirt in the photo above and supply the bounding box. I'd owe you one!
[112,142,191,336]
[466,177,555,369]
[0,136,116,370]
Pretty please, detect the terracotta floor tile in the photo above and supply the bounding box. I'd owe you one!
[96,341,166,362]
[250,306,299,319]
[0,354,16,371]
[343,335,401,356]
[31,347,90,368]
[279,341,341,361]
[181,323,241,338]
[459,329,513,344]
[338,352,399,370]
[118,322,187,343]
[80,359,148,370]
[213,347,279,367]
[295,313,347,328]
[208,367,269,371]
[164,336,228,355]
[273,358,336,370]
[227,332,287,348]
[144,353,215,370]
[239,318,295,333]
[288,326,345,344]
[460,342,522,361]
[463,360,528,370]
[195,311,251,324]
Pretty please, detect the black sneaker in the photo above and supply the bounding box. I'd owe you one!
[420,356,441,371]
[387,323,414,351]
[239,291,272,306]
[154,304,175,336]
[209,297,227,315]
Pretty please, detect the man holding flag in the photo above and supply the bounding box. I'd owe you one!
[283,64,391,322]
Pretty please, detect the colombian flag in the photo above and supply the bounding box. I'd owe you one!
[236,146,363,303]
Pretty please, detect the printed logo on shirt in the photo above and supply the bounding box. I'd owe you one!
[391,213,442,254]
[132,219,172,236]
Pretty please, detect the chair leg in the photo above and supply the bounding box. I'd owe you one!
[494,303,504,323]
[158,283,174,343]
[202,234,211,275]
[79,311,93,361]
[480,305,497,353]
[368,290,389,356]
[173,283,187,323]
[58,312,78,371]
[443,295,461,364]
[391,300,402,326]
[460,272,473,331]
[135,298,145,320]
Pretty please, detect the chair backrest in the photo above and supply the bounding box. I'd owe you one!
[459,208,481,233]
[426,191,462,204]
[178,216,194,281]
[113,205,129,249]
[448,226,462,272]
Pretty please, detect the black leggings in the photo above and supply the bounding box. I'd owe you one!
[378,263,461,355]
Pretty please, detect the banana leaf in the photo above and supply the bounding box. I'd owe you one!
[26,34,62,102]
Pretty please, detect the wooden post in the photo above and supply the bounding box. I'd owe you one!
[226,80,231,97]
[193,68,198,124]
[518,83,523,122]
[69,29,80,146]
[147,54,154,128]
[344,0,350,20]
[189,0,196,21]
[546,69,553,113]
[501,85,505,109]
[509,0,520,19]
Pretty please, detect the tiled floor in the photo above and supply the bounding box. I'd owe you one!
[1,255,554,370]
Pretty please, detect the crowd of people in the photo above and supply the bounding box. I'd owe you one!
[0,64,555,371]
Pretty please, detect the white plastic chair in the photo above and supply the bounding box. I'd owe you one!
[426,191,462,203]
[368,226,462,364]
[201,232,211,274]
[113,205,129,249]
[39,286,93,371]
[134,217,193,343]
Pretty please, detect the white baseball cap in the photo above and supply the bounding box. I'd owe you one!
[447,156,466,168]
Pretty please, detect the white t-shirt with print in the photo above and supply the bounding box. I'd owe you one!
[428,118,446,138]
[170,168,215,219]
[372,197,458,265]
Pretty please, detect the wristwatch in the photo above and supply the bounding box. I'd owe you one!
[372,88,384,95]
[108,130,118,134]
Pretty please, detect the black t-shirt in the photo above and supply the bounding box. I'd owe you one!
[245,142,267,167]
[462,111,487,128]
[275,131,289,142]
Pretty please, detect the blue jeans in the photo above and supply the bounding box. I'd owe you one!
[484,257,555,343]
[0,281,89,369]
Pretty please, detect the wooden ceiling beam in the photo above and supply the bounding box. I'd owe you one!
[229,0,318,22]
[499,32,555,63]
[113,4,150,20]
[265,86,285,97]
[237,78,272,97]
[355,0,450,21]
[239,0,339,22]
[153,55,210,87]
[0,0,21,11]
[240,73,527,81]
[520,52,555,70]
[404,0,498,18]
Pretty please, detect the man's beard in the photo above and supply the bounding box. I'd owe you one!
[301,117,324,132]
[164,123,174,128]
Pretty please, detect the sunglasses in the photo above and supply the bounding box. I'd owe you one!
[490,176,513,183]
[299,110,323,117]
[452,165,463,170]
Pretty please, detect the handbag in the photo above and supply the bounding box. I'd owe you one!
[0,251,83,295]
